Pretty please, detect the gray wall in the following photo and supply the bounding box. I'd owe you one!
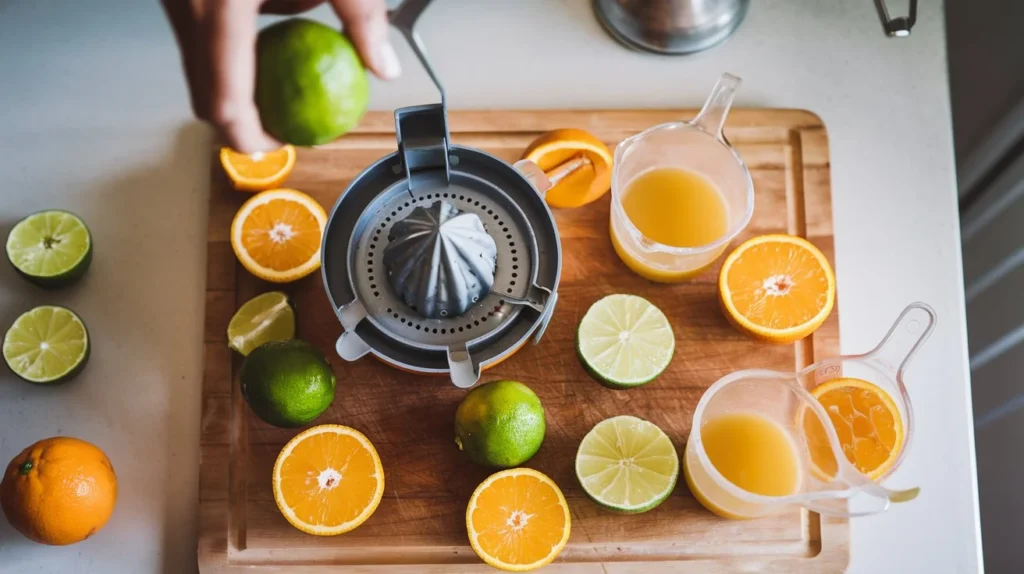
[949,0,1024,572]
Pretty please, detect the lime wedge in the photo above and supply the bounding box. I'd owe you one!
[6,210,92,288]
[3,306,90,384]
[575,415,679,513]
[228,291,296,355]
[575,294,675,388]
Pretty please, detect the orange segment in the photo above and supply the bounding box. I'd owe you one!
[272,425,385,536]
[802,378,905,480]
[522,128,612,209]
[467,468,571,572]
[230,188,327,283]
[718,234,835,344]
[220,145,296,192]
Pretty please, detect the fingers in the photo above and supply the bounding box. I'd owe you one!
[329,0,401,80]
[204,0,280,152]
[260,0,325,15]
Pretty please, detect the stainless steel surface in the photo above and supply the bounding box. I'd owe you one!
[875,0,918,37]
[592,0,750,55]
[351,167,537,350]
[389,0,445,104]
[320,0,562,388]
[383,200,498,319]
[321,144,561,387]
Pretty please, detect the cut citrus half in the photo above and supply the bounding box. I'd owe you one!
[230,188,327,283]
[3,306,89,384]
[6,210,92,288]
[272,424,384,536]
[718,234,835,344]
[575,415,678,513]
[466,468,571,572]
[576,294,675,388]
[227,291,295,355]
[220,145,296,192]
[521,128,612,209]
[802,377,905,481]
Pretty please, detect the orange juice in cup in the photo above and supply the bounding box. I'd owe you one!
[610,73,754,282]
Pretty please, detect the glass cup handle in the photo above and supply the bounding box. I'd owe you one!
[692,73,742,142]
[866,302,937,376]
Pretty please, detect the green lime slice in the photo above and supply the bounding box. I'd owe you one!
[575,415,679,513]
[3,306,90,384]
[228,291,296,356]
[6,210,93,288]
[575,294,675,388]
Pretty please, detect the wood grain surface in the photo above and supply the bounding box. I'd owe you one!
[199,109,847,573]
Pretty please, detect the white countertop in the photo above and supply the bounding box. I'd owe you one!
[0,1,981,572]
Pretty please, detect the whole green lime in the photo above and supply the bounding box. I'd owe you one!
[255,18,369,146]
[240,339,335,427]
[454,380,546,468]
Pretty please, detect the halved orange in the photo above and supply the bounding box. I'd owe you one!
[230,188,326,283]
[521,128,612,209]
[466,468,571,572]
[718,234,835,344]
[802,378,905,480]
[272,424,385,536]
[220,145,296,192]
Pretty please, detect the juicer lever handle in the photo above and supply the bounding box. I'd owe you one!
[389,0,445,106]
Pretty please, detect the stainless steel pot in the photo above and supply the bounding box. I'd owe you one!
[593,0,750,55]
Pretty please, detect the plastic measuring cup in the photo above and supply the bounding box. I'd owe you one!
[609,73,754,282]
[683,303,936,519]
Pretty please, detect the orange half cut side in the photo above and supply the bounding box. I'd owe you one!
[272,424,385,536]
[466,468,571,572]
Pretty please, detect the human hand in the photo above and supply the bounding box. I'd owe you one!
[162,0,399,153]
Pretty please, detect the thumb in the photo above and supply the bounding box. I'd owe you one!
[330,0,401,80]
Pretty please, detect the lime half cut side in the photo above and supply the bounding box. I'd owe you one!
[227,291,296,356]
[575,415,679,513]
[6,210,92,288]
[576,294,675,388]
[3,306,90,384]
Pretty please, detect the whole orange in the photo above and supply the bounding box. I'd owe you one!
[0,437,117,545]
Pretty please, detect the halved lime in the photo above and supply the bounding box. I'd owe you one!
[6,210,92,288]
[575,294,675,388]
[227,291,295,356]
[575,415,679,513]
[3,306,90,384]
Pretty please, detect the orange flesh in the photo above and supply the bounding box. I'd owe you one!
[470,474,568,566]
[804,378,903,479]
[240,198,321,271]
[277,432,380,527]
[724,241,831,329]
[222,147,292,180]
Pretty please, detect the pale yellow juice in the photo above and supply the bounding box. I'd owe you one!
[684,412,802,519]
[611,167,729,281]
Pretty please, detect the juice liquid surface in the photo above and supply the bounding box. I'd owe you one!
[620,167,728,248]
[684,411,802,519]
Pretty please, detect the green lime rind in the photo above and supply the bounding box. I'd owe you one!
[575,294,675,389]
[227,291,296,356]
[6,210,93,289]
[256,18,369,146]
[575,415,679,514]
[3,305,90,384]
[454,380,546,469]
[240,339,335,428]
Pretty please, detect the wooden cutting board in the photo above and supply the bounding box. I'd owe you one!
[199,109,847,573]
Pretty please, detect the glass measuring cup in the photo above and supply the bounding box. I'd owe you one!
[683,303,936,519]
[610,73,754,282]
